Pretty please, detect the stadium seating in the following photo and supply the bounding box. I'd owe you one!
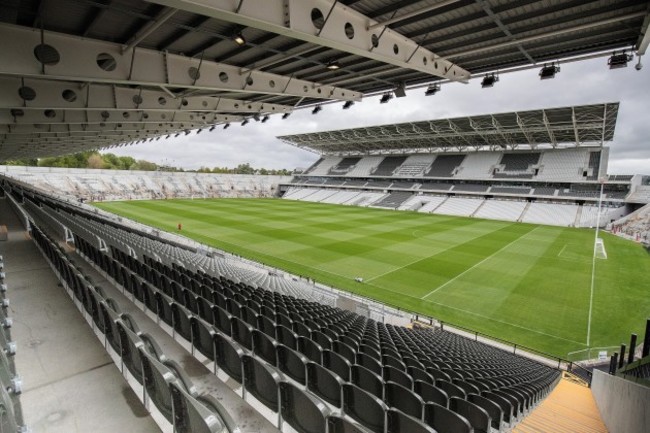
[18,186,562,433]
[521,202,579,226]
[474,200,527,222]
[457,152,501,179]
[425,155,466,177]
[434,197,484,217]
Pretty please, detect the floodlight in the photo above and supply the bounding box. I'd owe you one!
[608,52,633,69]
[241,119,249,126]
[223,123,230,129]
[380,93,393,104]
[282,112,291,119]
[261,115,270,123]
[424,84,440,96]
[481,73,498,88]
[539,63,560,80]
[343,101,354,109]
[312,105,322,115]
[232,32,245,45]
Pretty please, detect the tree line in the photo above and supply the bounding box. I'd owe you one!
[1,152,292,175]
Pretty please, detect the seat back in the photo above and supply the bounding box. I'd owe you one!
[424,402,472,433]
[342,383,387,433]
[384,381,424,419]
[277,344,307,385]
[414,380,449,407]
[323,350,351,381]
[252,329,278,366]
[214,333,244,382]
[469,393,503,430]
[170,382,228,433]
[307,362,344,408]
[280,382,329,433]
[387,408,436,433]
[351,365,383,398]
[450,397,491,433]
[242,355,281,412]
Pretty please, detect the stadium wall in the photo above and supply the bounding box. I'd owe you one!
[591,369,650,433]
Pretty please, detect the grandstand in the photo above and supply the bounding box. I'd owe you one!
[1,0,650,432]
[278,103,644,228]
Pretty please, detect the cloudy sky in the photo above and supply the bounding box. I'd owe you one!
[109,57,650,175]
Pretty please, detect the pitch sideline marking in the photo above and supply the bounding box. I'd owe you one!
[421,226,542,300]
[557,244,568,257]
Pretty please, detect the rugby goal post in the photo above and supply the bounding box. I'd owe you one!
[595,238,607,259]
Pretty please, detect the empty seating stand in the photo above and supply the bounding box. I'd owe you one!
[372,156,407,176]
[329,158,361,175]
[16,183,564,433]
[494,153,540,179]
[372,191,414,209]
[423,154,465,177]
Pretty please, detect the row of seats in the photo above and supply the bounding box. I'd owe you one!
[29,223,237,433]
[0,256,26,433]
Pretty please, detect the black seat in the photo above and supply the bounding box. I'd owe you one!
[116,320,145,383]
[351,364,384,398]
[307,362,344,408]
[450,397,491,433]
[231,316,254,350]
[468,393,503,430]
[323,350,351,381]
[214,333,244,382]
[356,352,382,375]
[252,329,278,366]
[383,365,413,390]
[387,408,436,433]
[414,380,449,407]
[409,367,434,384]
[276,324,298,350]
[242,355,281,412]
[172,303,193,341]
[280,382,329,433]
[332,341,356,365]
[191,318,217,361]
[424,402,472,433]
[277,344,307,385]
[298,336,323,364]
[327,414,373,433]
[170,382,229,433]
[437,379,467,400]
[258,315,276,338]
[311,330,333,350]
[483,391,513,424]
[342,383,387,433]
[384,381,424,420]
[196,296,215,324]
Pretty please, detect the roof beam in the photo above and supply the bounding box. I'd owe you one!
[541,110,557,147]
[475,0,535,64]
[157,16,211,50]
[637,10,650,54]
[146,0,470,82]
[368,0,461,30]
[571,107,581,146]
[121,7,178,53]
[0,24,360,102]
[0,77,293,114]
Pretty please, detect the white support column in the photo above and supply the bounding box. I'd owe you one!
[145,0,470,82]
[0,23,360,101]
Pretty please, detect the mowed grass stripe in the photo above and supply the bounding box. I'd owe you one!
[94,198,650,359]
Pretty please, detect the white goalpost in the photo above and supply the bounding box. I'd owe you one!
[595,238,607,259]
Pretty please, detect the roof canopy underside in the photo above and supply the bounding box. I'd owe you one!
[0,0,646,159]
[278,103,620,154]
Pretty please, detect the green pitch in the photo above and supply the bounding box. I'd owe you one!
[94,198,650,360]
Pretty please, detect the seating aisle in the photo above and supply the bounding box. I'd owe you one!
[513,377,608,433]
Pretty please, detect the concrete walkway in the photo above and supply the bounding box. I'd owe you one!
[0,198,159,433]
[513,376,609,433]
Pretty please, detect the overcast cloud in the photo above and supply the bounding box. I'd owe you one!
[108,57,650,175]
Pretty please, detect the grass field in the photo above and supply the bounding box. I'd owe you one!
[94,198,650,359]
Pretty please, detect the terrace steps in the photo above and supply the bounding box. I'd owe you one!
[513,378,608,433]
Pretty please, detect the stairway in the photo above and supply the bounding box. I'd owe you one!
[513,377,608,433]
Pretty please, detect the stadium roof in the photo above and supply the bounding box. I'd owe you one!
[0,0,647,159]
[278,102,620,154]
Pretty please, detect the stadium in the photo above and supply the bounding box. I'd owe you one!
[0,1,649,433]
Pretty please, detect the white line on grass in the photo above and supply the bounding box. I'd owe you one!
[421,226,542,299]
[557,244,568,257]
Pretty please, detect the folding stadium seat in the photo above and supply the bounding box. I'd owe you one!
[387,408,436,433]
[275,324,298,350]
[322,350,351,382]
[212,291,227,310]
[342,383,387,433]
[356,352,382,376]
[493,389,522,417]
[117,320,147,383]
[242,355,282,414]
[214,333,244,383]
[339,335,360,352]
[240,305,258,328]
[257,315,276,338]
[383,365,413,390]
[306,361,344,408]
[327,414,373,433]
[140,348,195,423]
[453,378,481,396]
[409,366,434,385]
[213,305,233,336]
[311,330,333,351]
[384,381,424,420]
[252,329,278,366]
[172,303,193,342]
[99,299,124,353]
[183,290,199,314]
[414,380,449,408]
[351,364,384,398]
[170,382,236,433]
[359,344,382,361]
[468,393,503,431]
[424,402,472,433]
[450,397,491,433]
[298,336,323,364]
[190,318,217,361]
[483,391,514,423]
[196,297,214,324]
[293,321,312,339]
[155,293,175,327]
[280,382,330,433]
[276,312,293,329]
[277,344,308,385]
[226,298,242,318]
[230,316,254,351]
[321,327,339,342]
[142,282,158,312]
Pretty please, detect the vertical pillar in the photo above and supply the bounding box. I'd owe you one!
[609,353,618,374]
[618,344,626,369]
[628,333,637,364]
[642,318,650,358]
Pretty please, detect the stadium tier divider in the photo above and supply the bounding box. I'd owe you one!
[17,186,566,433]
